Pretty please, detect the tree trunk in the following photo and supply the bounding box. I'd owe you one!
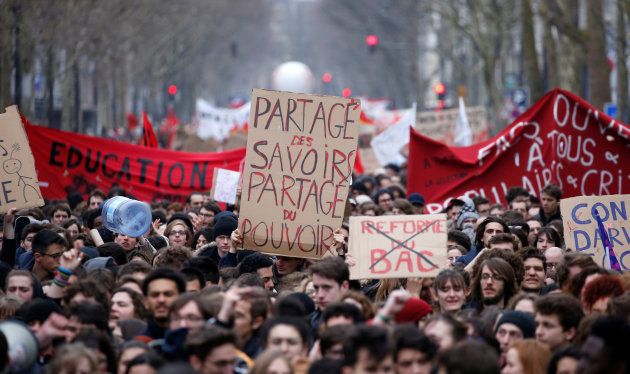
[60,58,75,131]
[0,5,12,109]
[585,0,611,109]
[521,0,543,101]
[542,18,559,90]
[616,0,628,122]
[46,46,56,127]
[11,2,22,109]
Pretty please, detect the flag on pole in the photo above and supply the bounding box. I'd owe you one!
[594,210,621,271]
[140,112,159,148]
[454,96,472,146]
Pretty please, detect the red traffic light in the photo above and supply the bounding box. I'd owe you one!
[365,34,379,47]
[322,72,333,83]
[168,85,178,96]
[342,87,352,98]
[433,83,446,95]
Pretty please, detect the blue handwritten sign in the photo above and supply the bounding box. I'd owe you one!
[561,195,630,271]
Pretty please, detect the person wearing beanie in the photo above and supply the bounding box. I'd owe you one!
[213,216,238,260]
[394,297,433,324]
[495,310,536,364]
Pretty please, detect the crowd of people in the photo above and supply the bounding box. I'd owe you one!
[0,164,628,374]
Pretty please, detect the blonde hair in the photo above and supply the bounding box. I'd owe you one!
[250,350,293,374]
[46,343,99,374]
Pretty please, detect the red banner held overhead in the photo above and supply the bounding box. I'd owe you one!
[24,124,245,203]
[407,89,630,213]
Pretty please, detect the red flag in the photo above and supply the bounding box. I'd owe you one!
[140,112,159,148]
[127,113,139,131]
[354,148,365,174]
[406,88,630,213]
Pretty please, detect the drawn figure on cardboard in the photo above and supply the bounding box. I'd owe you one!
[3,143,41,202]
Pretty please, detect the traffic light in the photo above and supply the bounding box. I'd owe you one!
[366,34,379,54]
[342,87,352,98]
[434,83,446,109]
[322,72,333,84]
[168,84,178,96]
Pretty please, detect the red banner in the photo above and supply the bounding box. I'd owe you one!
[25,124,245,203]
[407,89,630,213]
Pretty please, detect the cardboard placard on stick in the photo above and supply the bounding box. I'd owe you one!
[210,168,241,204]
[0,106,44,213]
[239,89,360,259]
[348,214,448,279]
[561,194,630,271]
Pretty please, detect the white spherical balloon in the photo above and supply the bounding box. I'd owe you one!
[272,61,315,93]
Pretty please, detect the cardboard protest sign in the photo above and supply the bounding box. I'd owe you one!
[415,105,489,145]
[561,194,630,271]
[239,89,360,258]
[210,168,241,204]
[0,106,44,213]
[348,214,447,279]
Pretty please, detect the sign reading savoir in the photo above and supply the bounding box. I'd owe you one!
[238,89,360,259]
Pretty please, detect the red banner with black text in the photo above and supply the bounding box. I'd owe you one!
[407,89,630,213]
[24,124,246,203]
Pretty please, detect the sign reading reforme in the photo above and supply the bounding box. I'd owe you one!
[239,89,360,258]
[348,214,448,279]
[561,194,630,271]
[0,106,44,213]
[210,168,241,205]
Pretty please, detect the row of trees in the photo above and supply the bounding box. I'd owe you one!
[430,0,628,123]
[0,0,628,135]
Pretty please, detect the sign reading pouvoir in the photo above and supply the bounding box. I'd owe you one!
[561,194,630,271]
[348,214,448,279]
[239,89,360,259]
[0,106,44,213]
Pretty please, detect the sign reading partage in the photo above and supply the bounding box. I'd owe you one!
[238,89,360,259]
[0,106,44,213]
[348,214,448,279]
[561,194,630,270]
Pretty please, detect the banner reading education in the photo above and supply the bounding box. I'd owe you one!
[0,106,44,213]
[561,194,630,271]
[24,122,245,203]
[348,214,447,279]
[239,89,360,259]
[408,89,630,213]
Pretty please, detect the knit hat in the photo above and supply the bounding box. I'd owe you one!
[456,198,480,229]
[496,311,536,338]
[168,213,194,234]
[394,297,433,324]
[212,216,238,240]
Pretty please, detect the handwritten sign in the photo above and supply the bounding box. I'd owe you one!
[348,214,447,279]
[0,106,44,213]
[210,168,241,204]
[561,194,630,270]
[238,89,360,259]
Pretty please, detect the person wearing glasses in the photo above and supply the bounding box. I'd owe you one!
[469,257,518,312]
[31,229,69,282]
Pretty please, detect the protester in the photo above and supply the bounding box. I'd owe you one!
[0,167,625,374]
